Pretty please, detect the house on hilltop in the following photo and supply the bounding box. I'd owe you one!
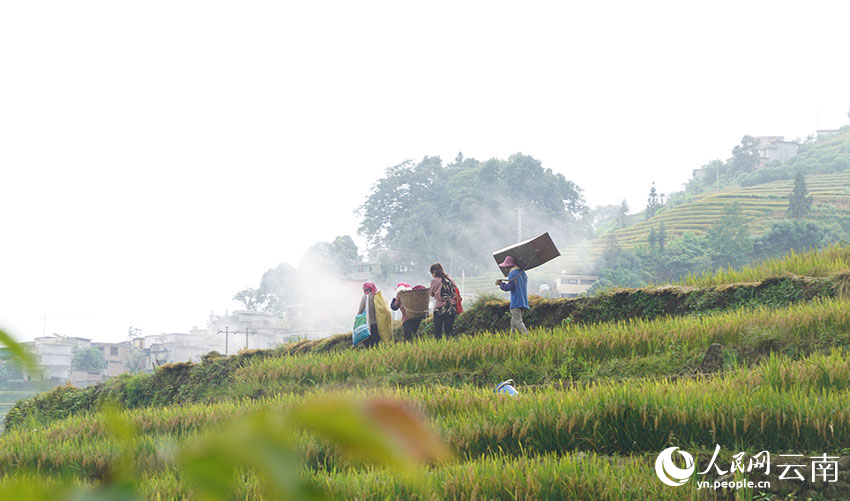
[755,136,798,167]
[817,129,842,139]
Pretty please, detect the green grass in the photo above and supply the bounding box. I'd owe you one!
[7,293,850,433]
[2,351,850,499]
[682,244,850,287]
[0,453,714,500]
[237,297,850,389]
[5,246,850,500]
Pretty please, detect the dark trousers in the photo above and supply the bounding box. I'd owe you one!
[402,318,422,341]
[362,324,380,348]
[433,311,455,339]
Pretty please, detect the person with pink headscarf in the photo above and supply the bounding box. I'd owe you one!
[356,281,381,347]
[390,282,420,342]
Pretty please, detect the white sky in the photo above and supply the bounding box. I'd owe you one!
[2,1,849,343]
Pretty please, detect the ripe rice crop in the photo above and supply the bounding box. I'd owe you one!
[682,244,850,287]
[236,297,850,387]
[3,349,850,483]
[313,453,713,501]
[1,454,714,500]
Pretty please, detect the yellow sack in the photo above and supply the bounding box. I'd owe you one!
[373,291,394,343]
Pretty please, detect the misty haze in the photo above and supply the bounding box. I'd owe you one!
[2,1,850,499]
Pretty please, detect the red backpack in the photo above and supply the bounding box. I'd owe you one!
[439,276,464,314]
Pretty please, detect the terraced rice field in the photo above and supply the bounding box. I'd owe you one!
[601,171,850,248]
[3,248,850,499]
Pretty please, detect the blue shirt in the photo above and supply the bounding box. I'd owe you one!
[499,269,529,309]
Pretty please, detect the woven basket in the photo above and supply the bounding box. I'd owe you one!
[397,289,430,319]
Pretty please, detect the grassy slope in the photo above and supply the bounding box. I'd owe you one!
[3,248,850,500]
[7,260,848,433]
[3,350,850,499]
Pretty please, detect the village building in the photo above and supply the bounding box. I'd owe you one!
[68,370,105,387]
[816,129,841,139]
[19,336,100,383]
[93,342,131,377]
[555,274,599,298]
[692,136,801,180]
[208,310,291,353]
[24,340,73,381]
[755,136,798,167]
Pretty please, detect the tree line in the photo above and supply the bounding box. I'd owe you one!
[235,153,591,312]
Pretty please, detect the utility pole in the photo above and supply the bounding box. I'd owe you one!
[245,327,249,351]
[516,207,523,241]
[216,326,230,355]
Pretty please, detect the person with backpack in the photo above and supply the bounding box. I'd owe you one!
[429,263,459,339]
[495,255,529,334]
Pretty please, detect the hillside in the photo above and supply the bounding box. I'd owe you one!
[453,132,850,296]
[599,129,850,248]
[605,171,850,248]
[2,247,850,499]
[461,172,850,295]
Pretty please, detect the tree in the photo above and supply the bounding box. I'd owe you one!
[125,346,145,374]
[233,263,298,314]
[588,204,620,233]
[72,345,107,372]
[233,288,265,311]
[357,154,587,274]
[729,136,760,174]
[617,200,629,229]
[0,359,23,382]
[657,223,667,252]
[706,203,752,268]
[647,226,657,249]
[788,171,814,219]
[644,231,711,283]
[301,236,360,276]
[754,220,829,258]
[330,236,360,272]
[645,182,662,220]
[589,237,646,292]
